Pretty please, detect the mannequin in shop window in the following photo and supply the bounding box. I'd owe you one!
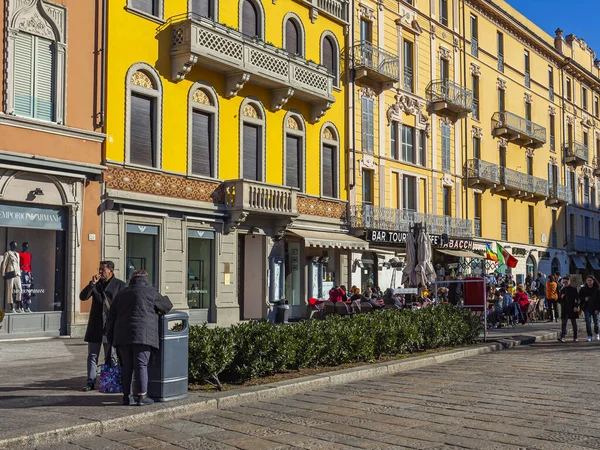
[19,242,33,313]
[2,241,22,313]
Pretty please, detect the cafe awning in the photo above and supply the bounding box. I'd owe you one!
[436,248,483,259]
[571,255,587,270]
[588,256,600,271]
[288,229,369,250]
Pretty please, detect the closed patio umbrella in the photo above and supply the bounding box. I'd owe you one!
[402,232,417,287]
[415,230,436,287]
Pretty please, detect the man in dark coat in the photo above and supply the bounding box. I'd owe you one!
[79,260,126,391]
[106,269,172,406]
[558,276,580,343]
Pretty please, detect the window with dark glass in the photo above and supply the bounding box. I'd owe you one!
[470,15,478,57]
[362,169,374,205]
[440,57,449,82]
[566,77,572,101]
[527,156,533,176]
[241,0,260,38]
[472,75,479,120]
[548,66,554,100]
[498,88,505,112]
[418,130,427,167]
[191,0,213,18]
[524,50,530,88]
[549,114,555,152]
[390,122,398,160]
[126,224,159,287]
[131,0,158,16]
[187,229,214,313]
[360,19,372,43]
[243,123,261,181]
[361,97,374,153]
[584,131,589,149]
[443,186,451,216]
[402,124,415,164]
[472,136,480,159]
[404,40,414,92]
[528,206,534,244]
[322,144,337,198]
[441,122,451,171]
[595,96,599,118]
[497,32,504,72]
[403,175,416,211]
[582,87,588,110]
[130,93,156,167]
[285,19,301,56]
[499,146,506,168]
[439,0,448,26]
[501,199,508,240]
[474,193,482,237]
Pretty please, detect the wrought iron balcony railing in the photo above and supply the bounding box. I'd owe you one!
[466,159,499,185]
[349,41,400,83]
[297,0,349,23]
[425,79,473,118]
[565,142,588,165]
[569,236,600,253]
[499,167,548,197]
[348,204,473,238]
[491,110,547,147]
[548,183,571,204]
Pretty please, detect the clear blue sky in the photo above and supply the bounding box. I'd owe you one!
[505,0,600,57]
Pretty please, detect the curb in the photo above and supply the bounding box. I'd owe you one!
[4,329,558,449]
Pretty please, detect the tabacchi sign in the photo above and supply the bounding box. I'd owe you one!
[366,230,474,250]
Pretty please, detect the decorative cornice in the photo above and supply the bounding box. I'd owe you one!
[469,62,481,77]
[358,86,377,99]
[386,90,430,137]
[471,126,482,138]
[525,148,534,158]
[497,137,508,149]
[358,2,375,20]
[567,115,575,125]
[440,116,453,126]
[496,77,507,90]
[438,45,451,60]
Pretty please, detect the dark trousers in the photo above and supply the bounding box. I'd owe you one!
[117,344,152,396]
[561,318,578,339]
[87,341,117,384]
[584,311,599,337]
[547,299,559,320]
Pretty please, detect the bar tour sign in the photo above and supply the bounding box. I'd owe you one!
[366,230,474,250]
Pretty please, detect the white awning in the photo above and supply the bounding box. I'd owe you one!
[588,256,600,271]
[571,255,587,270]
[436,248,483,259]
[288,229,369,250]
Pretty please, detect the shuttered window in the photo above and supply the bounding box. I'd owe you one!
[322,37,338,86]
[14,32,54,121]
[191,0,212,18]
[441,123,451,171]
[390,122,398,160]
[361,98,374,153]
[322,144,337,198]
[243,123,261,181]
[285,20,300,56]
[285,135,301,189]
[401,125,415,164]
[131,0,157,15]
[242,0,259,38]
[191,110,213,177]
[130,93,155,167]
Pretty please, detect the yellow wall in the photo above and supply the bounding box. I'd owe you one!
[105,0,346,199]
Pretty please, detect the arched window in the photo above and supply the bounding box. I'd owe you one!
[6,0,67,123]
[321,34,339,88]
[126,64,162,168]
[526,256,536,278]
[321,124,339,198]
[284,113,305,191]
[128,0,162,18]
[189,83,218,178]
[241,0,261,38]
[190,0,215,19]
[285,18,301,56]
[551,257,561,276]
[240,100,265,181]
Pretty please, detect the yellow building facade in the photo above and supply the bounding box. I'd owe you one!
[101,0,359,323]
[347,0,600,287]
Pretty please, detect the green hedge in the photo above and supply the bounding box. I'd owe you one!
[188,305,480,389]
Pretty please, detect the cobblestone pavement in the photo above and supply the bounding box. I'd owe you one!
[41,337,600,450]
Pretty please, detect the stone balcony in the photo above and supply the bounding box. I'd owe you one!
[547,183,571,205]
[348,41,400,89]
[494,167,548,201]
[565,142,588,167]
[466,159,499,190]
[348,204,472,238]
[169,15,335,122]
[491,111,546,149]
[426,79,473,121]
[295,0,349,23]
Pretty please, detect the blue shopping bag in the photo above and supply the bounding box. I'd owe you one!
[99,364,122,393]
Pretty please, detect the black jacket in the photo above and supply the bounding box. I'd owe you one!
[80,276,126,343]
[579,285,600,313]
[106,276,173,349]
[559,285,580,320]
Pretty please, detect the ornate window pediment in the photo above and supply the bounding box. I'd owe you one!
[5,0,67,123]
[386,90,430,137]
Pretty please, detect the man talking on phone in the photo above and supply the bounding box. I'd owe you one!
[79,261,126,391]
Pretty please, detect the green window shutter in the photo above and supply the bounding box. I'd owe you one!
[14,33,34,117]
[34,37,54,121]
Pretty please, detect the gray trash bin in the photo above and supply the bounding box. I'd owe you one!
[147,311,189,402]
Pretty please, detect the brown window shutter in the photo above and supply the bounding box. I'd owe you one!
[242,0,259,38]
[285,135,300,189]
[191,0,211,18]
[191,110,213,177]
[130,93,155,167]
[285,20,299,55]
[243,123,260,181]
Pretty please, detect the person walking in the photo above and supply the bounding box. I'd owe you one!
[579,275,600,342]
[106,270,172,406]
[558,276,580,343]
[79,261,126,392]
[536,272,547,318]
[546,275,559,323]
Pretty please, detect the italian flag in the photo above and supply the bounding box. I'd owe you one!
[486,242,518,268]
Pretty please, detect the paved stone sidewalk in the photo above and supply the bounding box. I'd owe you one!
[37,331,600,450]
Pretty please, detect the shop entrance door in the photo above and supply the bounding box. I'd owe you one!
[240,234,266,320]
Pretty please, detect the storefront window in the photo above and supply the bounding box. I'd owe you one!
[0,204,66,313]
[126,224,158,286]
[187,229,214,310]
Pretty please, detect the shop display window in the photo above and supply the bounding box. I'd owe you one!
[126,224,158,286]
[187,230,214,310]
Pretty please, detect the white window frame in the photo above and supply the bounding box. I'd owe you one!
[239,98,266,181]
[187,81,219,179]
[320,31,340,89]
[124,63,163,168]
[320,122,340,199]
[283,111,306,192]
[5,0,67,124]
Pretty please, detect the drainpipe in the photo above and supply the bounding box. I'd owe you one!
[99,0,107,131]
[560,63,568,248]
[350,0,356,190]
[461,0,469,222]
